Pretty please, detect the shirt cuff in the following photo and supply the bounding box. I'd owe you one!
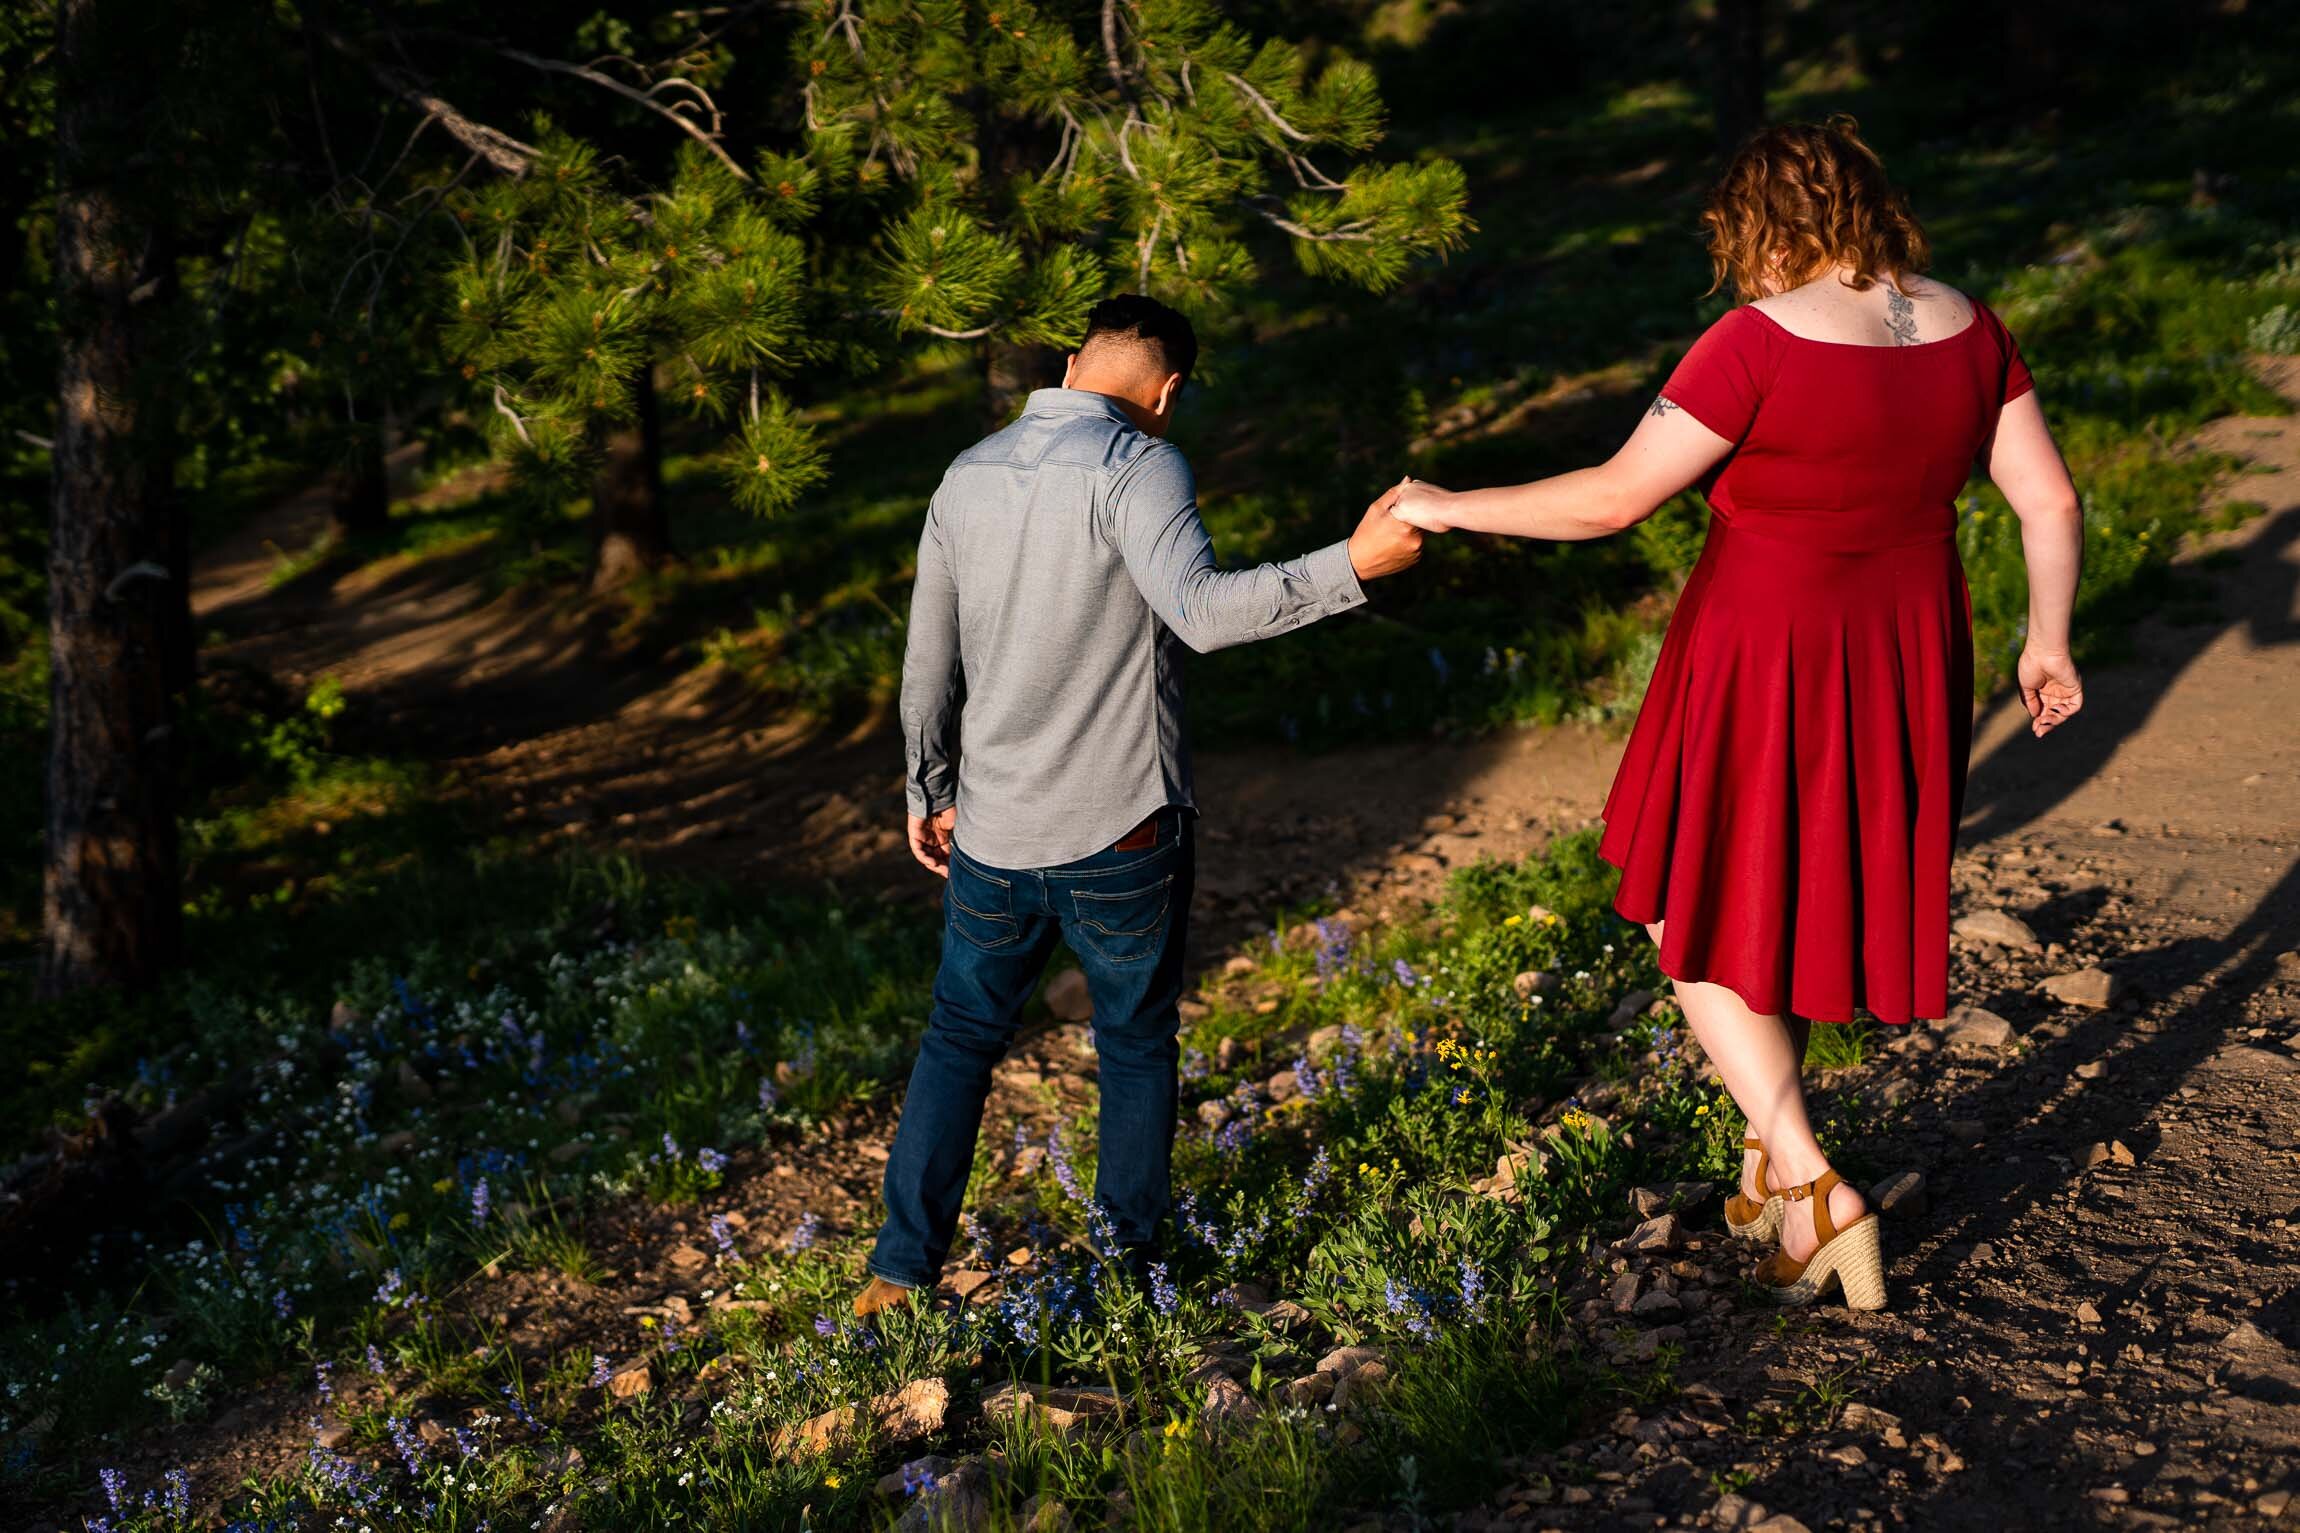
[905,781,955,817]
[1305,539,1368,613]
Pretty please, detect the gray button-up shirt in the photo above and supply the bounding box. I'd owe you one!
[901,387,1367,870]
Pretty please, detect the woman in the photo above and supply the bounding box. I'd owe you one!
[1390,117,2084,1310]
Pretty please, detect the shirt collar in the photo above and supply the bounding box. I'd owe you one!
[1024,387,1136,425]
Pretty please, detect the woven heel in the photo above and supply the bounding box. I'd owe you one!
[1724,1135,1785,1241]
[1757,1168,1886,1312]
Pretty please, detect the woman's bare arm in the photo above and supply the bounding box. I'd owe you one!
[1388,398,1736,539]
[1985,391,2086,736]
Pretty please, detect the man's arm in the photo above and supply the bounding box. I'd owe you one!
[1107,446,1419,655]
[899,494,962,875]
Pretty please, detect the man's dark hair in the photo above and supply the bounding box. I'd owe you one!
[1079,293,1198,382]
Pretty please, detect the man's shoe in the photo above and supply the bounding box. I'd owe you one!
[854,1276,918,1320]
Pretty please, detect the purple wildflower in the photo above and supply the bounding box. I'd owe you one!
[162,1468,191,1519]
[313,1360,333,1403]
[272,1288,294,1320]
[787,1211,821,1253]
[1459,1258,1487,1320]
[1045,1127,1088,1209]
[387,1416,426,1479]
[757,1076,778,1113]
[697,1147,727,1175]
[812,1312,836,1339]
[373,1269,404,1307]
[589,1354,613,1388]
[365,1344,387,1377]
[660,1131,680,1161]
[903,1461,941,1496]
[1312,918,1354,980]
[708,1214,736,1257]
[469,1177,491,1225]
[99,1466,128,1514]
[1148,1262,1179,1315]
[1291,1054,1322,1100]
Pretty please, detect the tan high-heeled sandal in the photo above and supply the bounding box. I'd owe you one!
[1755,1168,1886,1311]
[1725,1133,1785,1241]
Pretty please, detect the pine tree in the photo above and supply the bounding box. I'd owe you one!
[799,0,1473,409]
[441,133,828,586]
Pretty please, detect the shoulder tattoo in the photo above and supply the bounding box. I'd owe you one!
[1647,395,1679,419]
[1885,288,1920,346]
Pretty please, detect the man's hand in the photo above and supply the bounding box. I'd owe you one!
[907,806,957,877]
[1349,480,1425,580]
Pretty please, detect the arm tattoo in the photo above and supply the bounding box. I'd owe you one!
[1885,288,1920,346]
[1647,394,1679,419]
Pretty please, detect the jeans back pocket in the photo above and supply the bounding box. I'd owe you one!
[1069,877,1173,966]
[946,859,1024,951]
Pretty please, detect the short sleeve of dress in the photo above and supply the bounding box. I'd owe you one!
[1975,301,2034,404]
[1659,307,1774,443]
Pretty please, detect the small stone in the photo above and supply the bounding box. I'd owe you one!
[1630,1181,1714,1217]
[2080,1141,2112,1170]
[327,999,363,1032]
[665,1243,708,1273]
[1711,1495,1765,1529]
[1869,1170,1927,1216]
[1203,1374,1261,1428]
[1631,1289,1684,1320]
[1223,955,1256,977]
[873,1377,950,1441]
[2110,1139,2137,1166]
[1042,969,1093,1022]
[2074,1060,2108,1080]
[1286,1372,1336,1407]
[2256,1489,2292,1518]
[1331,1361,1390,1410]
[1608,989,1657,1028]
[1969,1242,1995,1264]
[607,1363,655,1399]
[1623,1213,1683,1253]
[1750,1518,1813,1533]
[2041,967,2121,1010]
[2076,1300,2102,1325]
[1194,1099,1230,1130]
[1513,970,1557,1000]
[946,1268,997,1300]
[1264,1069,1302,1103]
[1006,1245,1033,1267]
[1953,909,2041,949]
[1610,1272,1642,1313]
[313,1420,355,1449]
[1945,1006,2016,1050]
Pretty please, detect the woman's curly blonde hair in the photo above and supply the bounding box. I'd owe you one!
[1701,115,1930,301]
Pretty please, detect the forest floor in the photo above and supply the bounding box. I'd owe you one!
[154,361,2300,1531]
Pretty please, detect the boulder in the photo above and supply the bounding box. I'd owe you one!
[1630,1181,1714,1218]
[1953,909,2041,949]
[1944,1006,2015,1050]
[2041,967,2121,1009]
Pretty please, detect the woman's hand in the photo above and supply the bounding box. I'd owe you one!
[1388,477,1456,533]
[2016,646,2084,737]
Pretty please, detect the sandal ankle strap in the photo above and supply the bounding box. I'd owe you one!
[1778,1168,1844,1246]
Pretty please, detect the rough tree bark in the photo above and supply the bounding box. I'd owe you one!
[41,0,184,997]
[983,336,1060,432]
[589,366,670,592]
[1712,0,1768,157]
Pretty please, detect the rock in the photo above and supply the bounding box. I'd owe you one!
[1286,1372,1336,1407]
[1192,1098,1231,1131]
[1222,955,1256,977]
[2041,967,2121,1010]
[1214,1036,1239,1068]
[1953,909,2041,949]
[946,1268,997,1300]
[1630,1181,1714,1218]
[1018,1495,1075,1532]
[1710,1495,1767,1529]
[2110,1139,2137,1166]
[313,1420,355,1449]
[1264,1069,1302,1103]
[1610,1272,1642,1314]
[1472,1148,1543,1204]
[606,1363,655,1399]
[1750,1518,1812,1533]
[1608,989,1657,1028]
[1306,1024,1345,1060]
[774,1404,854,1454]
[2080,1141,2112,1170]
[665,1243,709,1273]
[2074,1060,2108,1080]
[980,1382,1120,1433]
[1945,1006,2016,1050]
[1006,1245,1033,1267]
[893,1458,994,1533]
[395,1059,432,1102]
[1203,1374,1261,1429]
[1946,1118,1987,1147]
[548,1140,590,1164]
[2076,1301,2103,1325]
[2257,1489,2293,1519]
[875,1377,951,1442]
[1512,970,1558,1000]
[1631,1289,1684,1320]
[1042,969,1093,1022]
[1848,1168,1923,1220]
[1331,1360,1390,1411]
[1622,1213,1683,1253]
[877,1456,956,1498]
[1315,1345,1386,1380]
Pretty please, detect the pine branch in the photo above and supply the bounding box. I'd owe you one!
[319,30,534,175]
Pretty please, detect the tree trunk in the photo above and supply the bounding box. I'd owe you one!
[41,0,183,999]
[983,337,1058,432]
[330,398,393,539]
[1712,0,1768,157]
[589,366,670,592]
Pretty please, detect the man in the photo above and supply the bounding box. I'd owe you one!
[856,294,1421,1317]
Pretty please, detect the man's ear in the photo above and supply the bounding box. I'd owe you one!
[1153,371,1184,416]
[1061,353,1080,388]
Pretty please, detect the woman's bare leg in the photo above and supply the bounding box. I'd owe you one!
[1648,923,1860,1260]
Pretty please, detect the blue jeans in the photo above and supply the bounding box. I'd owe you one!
[868,809,1194,1289]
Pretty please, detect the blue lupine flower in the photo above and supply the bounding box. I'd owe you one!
[374,1269,404,1306]
[99,1466,128,1514]
[499,1384,544,1430]
[1148,1262,1179,1315]
[1312,918,1353,980]
[1045,1128,1089,1209]
[387,1416,426,1478]
[313,1360,333,1403]
[708,1214,736,1257]
[469,1178,491,1225]
[903,1461,941,1496]
[1291,1055,1322,1100]
[787,1211,821,1253]
[1392,958,1421,988]
[365,1344,387,1377]
[162,1468,191,1519]
[812,1313,836,1338]
[272,1288,294,1320]
[1427,647,1452,685]
[758,1076,778,1113]
[660,1131,680,1161]
[1458,1259,1487,1319]
[697,1147,727,1175]
[589,1354,613,1387]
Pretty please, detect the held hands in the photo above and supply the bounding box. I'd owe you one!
[1347,481,1425,580]
[906,806,957,878]
[2016,646,2085,738]
[1386,476,1456,534]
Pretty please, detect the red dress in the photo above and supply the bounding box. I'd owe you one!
[1600,300,2033,1024]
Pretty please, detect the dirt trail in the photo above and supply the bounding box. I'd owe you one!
[184,365,2300,1529]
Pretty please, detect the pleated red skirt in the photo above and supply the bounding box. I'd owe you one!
[1599,517,1974,1024]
